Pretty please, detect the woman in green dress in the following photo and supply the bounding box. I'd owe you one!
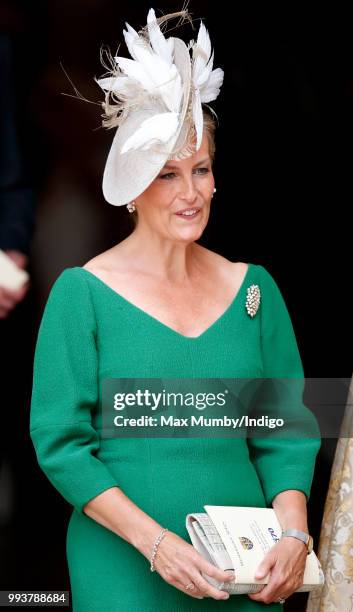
[29,8,321,611]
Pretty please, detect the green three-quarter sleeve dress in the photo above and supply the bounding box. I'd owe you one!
[29,262,321,611]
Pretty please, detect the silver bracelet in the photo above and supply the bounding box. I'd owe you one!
[150,527,168,572]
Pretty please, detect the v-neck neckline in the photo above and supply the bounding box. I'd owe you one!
[75,262,253,341]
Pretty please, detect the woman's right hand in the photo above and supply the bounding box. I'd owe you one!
[151,530,235,600]
[82,489,235,600]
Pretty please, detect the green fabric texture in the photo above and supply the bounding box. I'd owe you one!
[30,266,120,515]
[29,262,321,611]
[246,265,321,507]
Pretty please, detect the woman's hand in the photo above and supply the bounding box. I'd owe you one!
[152,530,235,600]
[83,488,234,600]
[0,250,30,319]
[0,281,30,318]
[248,537,307,604]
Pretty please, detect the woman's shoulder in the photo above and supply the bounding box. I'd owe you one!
[45,266,92,305]
[198,245,259,278]
[80,244,129,273]
[201,251,283,304]
[51,265,84,286]
[38,266,97,335]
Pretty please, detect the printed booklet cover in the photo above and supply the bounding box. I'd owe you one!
[185,505,325,595]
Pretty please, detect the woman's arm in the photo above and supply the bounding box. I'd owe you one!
[83,486,164,559]
[247,264,321,508]
[82,486,234,601]
[83,487,308,557]
[30,270,120,515]
[249,488,310,605]
[272,489,308,532]
[246,265,321,605]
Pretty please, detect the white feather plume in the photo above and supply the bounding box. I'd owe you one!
[95,8,185,148]
[193,22,212,88]
[121,112,179,153]
[114,47,182,113]
[192,87,203,150]
[147,8,174,65]
[199,67,224,103]
[191,20,225,149]
[123,22,144,61]
[94,8,224,156]
[96,75,140,98]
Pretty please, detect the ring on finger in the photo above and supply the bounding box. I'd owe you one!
[185,582,195,590]
[276,596,286,603]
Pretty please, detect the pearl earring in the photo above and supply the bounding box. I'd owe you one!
[127,201,136,212]
[212,187,217,198]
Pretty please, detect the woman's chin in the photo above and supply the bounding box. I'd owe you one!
[170,215,207,241]
[172,225,205,242]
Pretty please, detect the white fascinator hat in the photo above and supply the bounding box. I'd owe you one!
[95,7,224,207]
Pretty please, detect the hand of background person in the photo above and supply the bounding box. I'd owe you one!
[248,537,307,604]
[152,530,234,600]
[0,249,30,318]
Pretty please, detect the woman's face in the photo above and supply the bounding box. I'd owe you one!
[134,130,214,242]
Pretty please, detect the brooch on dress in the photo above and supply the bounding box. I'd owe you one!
[245,284,261,317]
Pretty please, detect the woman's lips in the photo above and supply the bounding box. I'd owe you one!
[175,208,201,219]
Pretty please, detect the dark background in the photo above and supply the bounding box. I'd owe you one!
[0,1,352,610]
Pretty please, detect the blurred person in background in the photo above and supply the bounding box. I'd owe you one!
[0,4,36,574]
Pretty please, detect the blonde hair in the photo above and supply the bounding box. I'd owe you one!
[129,109,217,228]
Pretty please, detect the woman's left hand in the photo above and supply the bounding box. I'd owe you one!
[247,536,307,604]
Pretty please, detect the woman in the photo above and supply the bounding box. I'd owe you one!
[29,8,321,611]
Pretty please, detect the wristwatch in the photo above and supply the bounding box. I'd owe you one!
[281,528,313,554]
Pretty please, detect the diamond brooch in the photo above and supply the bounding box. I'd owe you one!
[245,284,261,317]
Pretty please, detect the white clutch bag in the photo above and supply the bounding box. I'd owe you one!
[186,505,325,595]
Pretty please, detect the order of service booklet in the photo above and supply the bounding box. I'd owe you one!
[185,505,325,595]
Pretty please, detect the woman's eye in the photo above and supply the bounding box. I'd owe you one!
[195,167,210,174]
[159,167,210,180]
[159,172,175,180]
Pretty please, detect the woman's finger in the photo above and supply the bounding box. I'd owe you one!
[185,568,230,600]
[249,576,286,604]
[197,557,235,587]
[173,579,204,599]
[269,571,304,602]
[153,532,233,600]
[249,566,304,603]
[157,564,205,600]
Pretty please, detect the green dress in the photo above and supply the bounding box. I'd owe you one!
[29,262,321,611]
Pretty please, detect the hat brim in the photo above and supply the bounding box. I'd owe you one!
[102,37,192,206]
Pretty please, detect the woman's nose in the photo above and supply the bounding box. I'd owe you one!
[178,177,198,201]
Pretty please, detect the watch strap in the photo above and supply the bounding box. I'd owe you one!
[281,528,312,553]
